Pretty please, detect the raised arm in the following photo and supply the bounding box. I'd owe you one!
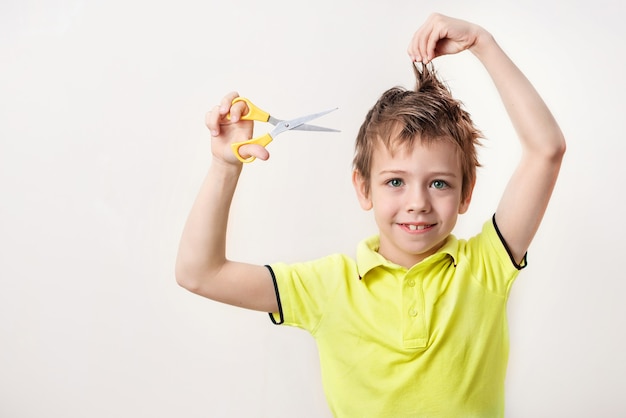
[175,91,278,312]
[408,13,566,263]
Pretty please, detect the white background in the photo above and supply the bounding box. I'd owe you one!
[1,0,624,417]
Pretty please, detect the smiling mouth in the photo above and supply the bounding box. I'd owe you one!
[403,224,435,231]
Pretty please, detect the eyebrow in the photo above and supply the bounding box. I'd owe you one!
[377,169,458,178]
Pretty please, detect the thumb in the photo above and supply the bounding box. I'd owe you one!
[237,143,270,162]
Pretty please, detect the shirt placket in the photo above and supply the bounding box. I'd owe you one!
[402,272,428,348]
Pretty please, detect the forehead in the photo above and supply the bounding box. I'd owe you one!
[370,137,462,174]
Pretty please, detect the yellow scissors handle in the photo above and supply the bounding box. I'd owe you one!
[231,97,270,122]
[231,133,273,163]
[228,97,273,163]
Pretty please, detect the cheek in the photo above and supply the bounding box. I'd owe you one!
[372,193,400,218]
[437,194,464,215]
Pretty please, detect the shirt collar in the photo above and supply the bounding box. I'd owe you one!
[356,234,459,280]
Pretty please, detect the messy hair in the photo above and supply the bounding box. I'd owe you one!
[352,63,482,202]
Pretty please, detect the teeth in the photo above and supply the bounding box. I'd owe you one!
[407,224,428,231]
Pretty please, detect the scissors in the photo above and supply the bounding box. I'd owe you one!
[228,97,339,163]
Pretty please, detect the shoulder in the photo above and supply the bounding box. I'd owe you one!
[454,216,527,294]
[460,215,526,270]
[267,253,359,328]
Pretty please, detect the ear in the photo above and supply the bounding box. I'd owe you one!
[458,180,475,215]
[352,170,373,211]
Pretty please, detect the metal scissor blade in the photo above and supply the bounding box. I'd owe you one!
[270,108,338,137]
[293,123,340,132]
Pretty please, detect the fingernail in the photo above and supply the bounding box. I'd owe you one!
[211,130,218,136]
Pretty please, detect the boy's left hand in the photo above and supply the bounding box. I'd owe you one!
[407,13,487,63]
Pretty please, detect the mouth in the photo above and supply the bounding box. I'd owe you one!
[401,223,435,232]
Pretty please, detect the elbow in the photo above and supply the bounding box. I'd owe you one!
[175,260,203,294]
[541,138,566,171]
[550,124,567,157]
[175,267,194,292]
[175,259,223,299]
[545,140,566,167]
[533,131,566,163]
[552,132,567,161]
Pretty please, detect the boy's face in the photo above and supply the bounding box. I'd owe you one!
[353,138,472,269]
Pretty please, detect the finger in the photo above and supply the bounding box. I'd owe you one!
[408,29,423,62]
[417,21,434,63]
[228,99,250,123]
[237,143,270,162]
[205,105,222,137]
[219,91,240,115]
[424,13,450,62]
[407,24,420,61]
[425,26,444,63]
[206,91,241,137]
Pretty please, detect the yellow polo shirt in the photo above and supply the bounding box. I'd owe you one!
[268,217,525,417]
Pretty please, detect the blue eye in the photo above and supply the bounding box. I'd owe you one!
[431,180,448,189]
[388,178,404,188]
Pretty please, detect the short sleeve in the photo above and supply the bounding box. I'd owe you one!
[267,254,352,332]
[461,216,527,296]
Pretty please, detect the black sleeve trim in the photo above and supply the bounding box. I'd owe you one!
[492,214,527,271]
[265,265,284,325]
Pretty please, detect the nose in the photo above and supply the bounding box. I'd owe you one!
[406,185,431,213]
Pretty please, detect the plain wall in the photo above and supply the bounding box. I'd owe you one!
[1,0,625,417]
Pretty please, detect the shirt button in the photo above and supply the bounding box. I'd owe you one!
[409,308,418,317]
[407,279,416,287]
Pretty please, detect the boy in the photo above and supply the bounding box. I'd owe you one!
[176,13,565,417]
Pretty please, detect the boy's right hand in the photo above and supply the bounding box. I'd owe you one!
[205,91,270,165]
